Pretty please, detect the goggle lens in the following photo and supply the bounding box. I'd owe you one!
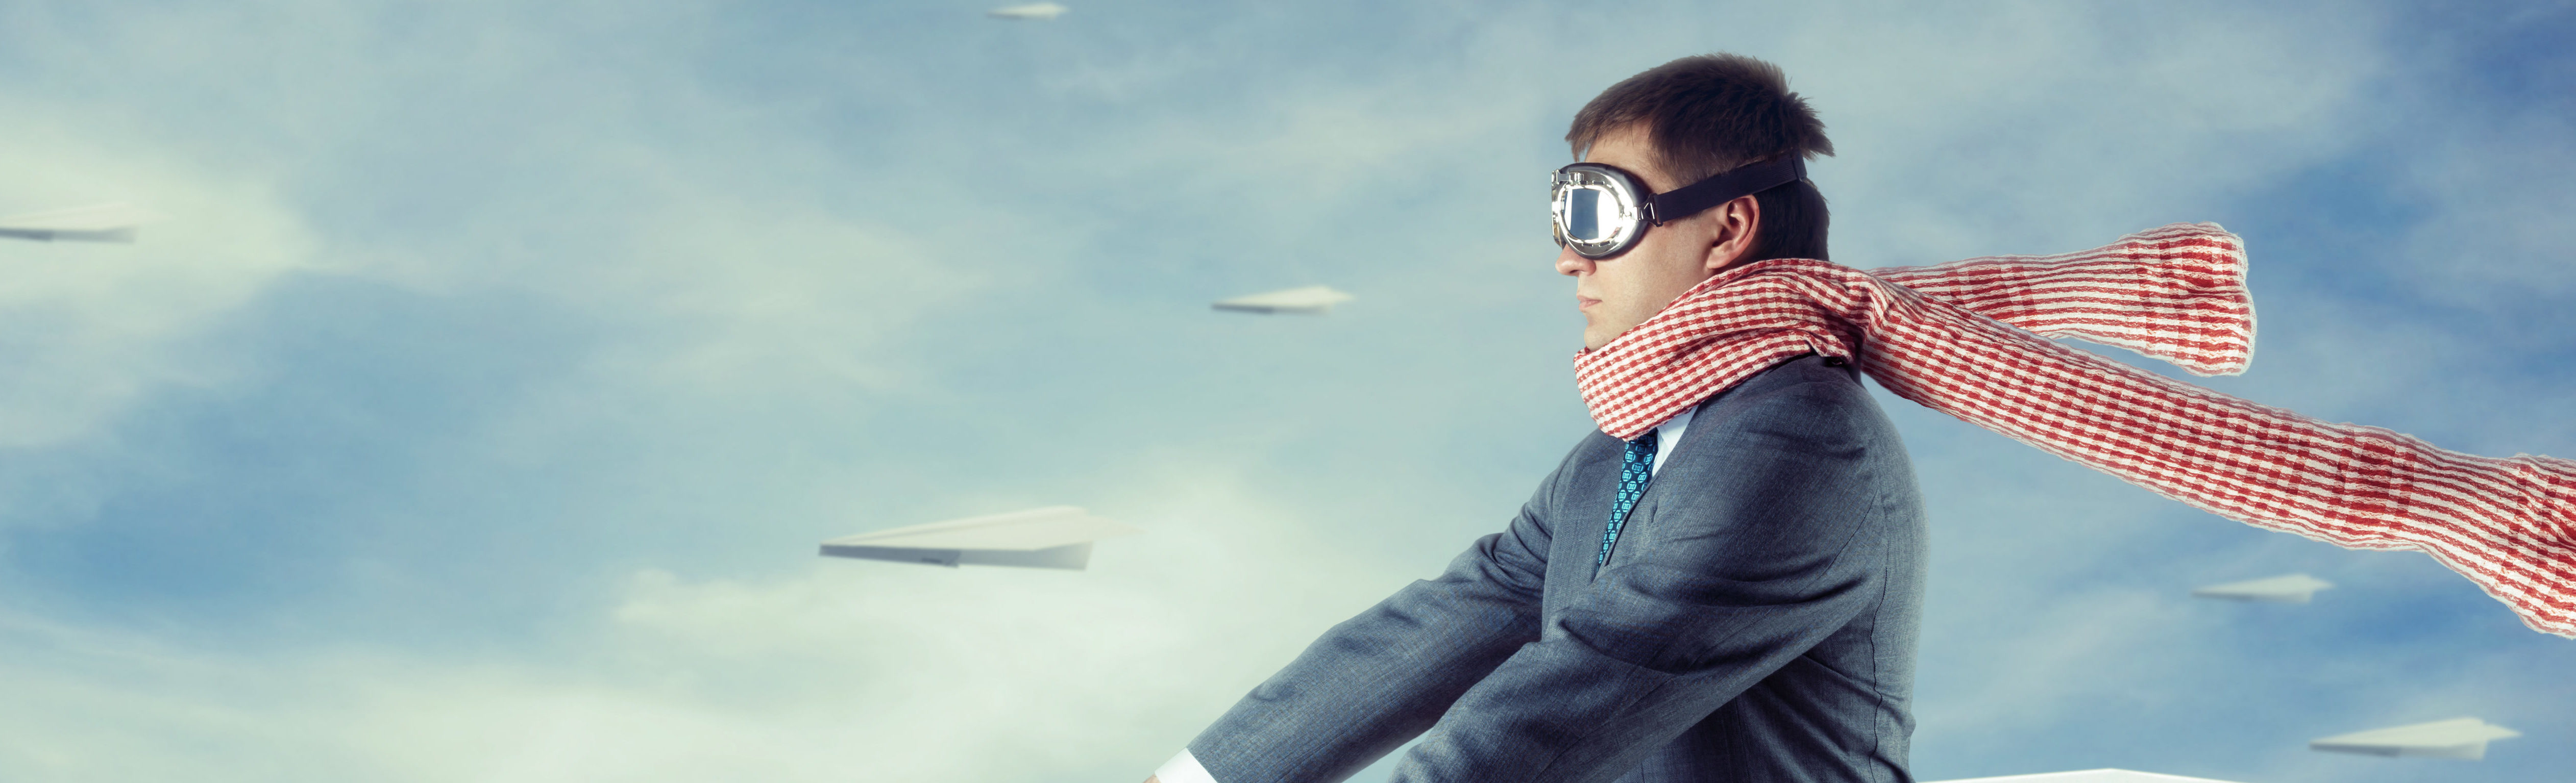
[1566,188,1603,241]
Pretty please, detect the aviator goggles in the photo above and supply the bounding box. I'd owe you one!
[1550,154,1808,260]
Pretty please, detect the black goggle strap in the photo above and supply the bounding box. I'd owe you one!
[1643,155,1807,226]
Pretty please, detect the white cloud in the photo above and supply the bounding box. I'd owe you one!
[0,111,325,450]
[0,460,1427,781]
[1,2,2569,782]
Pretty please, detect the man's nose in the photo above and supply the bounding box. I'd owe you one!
[1556,246,1593,276]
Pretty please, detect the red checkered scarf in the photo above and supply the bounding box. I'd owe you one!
[1572,222,2576,637]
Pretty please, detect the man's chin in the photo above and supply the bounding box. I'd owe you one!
[1583,319,1645,351]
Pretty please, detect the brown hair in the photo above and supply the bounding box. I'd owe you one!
[1567,54,1835,261]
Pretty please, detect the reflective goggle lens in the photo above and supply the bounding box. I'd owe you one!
[1566,188,1602,241]
[1551,167,1642,258]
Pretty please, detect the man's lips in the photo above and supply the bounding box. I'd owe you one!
[1578,295,1601,311]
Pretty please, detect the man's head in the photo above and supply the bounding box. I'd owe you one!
[1558,54,1834,350]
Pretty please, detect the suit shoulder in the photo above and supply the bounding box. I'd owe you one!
[1677,357,1901,462]
[1675,358,1922,514]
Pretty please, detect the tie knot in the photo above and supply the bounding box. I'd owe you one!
[1623,429,1658,466]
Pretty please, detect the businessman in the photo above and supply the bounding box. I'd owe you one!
[1148,54,1928,783]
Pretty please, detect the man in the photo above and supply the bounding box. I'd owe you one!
[1147,54,1930,783]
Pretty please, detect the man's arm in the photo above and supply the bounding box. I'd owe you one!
[1392,373,1914,783]
[1172,446,1587,783]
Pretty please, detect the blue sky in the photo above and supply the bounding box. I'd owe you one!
[0,1,2570,780]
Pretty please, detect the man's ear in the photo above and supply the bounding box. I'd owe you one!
[1702,194,1762,272]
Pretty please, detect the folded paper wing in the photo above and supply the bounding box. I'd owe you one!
[0,203,155,243]
[819,506,1140,570]
[1212,285,1355,314]
[2309,717,2521,760]
[2191,573,2335,603]
[986,3,1067,19]
[1925,770,2251,783]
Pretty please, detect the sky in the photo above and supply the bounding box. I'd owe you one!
[0,1,2571,781]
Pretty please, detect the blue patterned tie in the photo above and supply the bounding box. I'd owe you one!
[1597,429,1659,566]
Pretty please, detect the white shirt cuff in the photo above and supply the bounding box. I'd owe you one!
[1155,748,1220,783]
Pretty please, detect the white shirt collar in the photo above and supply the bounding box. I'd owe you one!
[1648,407,1692,476]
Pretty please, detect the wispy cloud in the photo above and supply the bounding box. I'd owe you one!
[0,1,2568,781]
[0,119,322,451]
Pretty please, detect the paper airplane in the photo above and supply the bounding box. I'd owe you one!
[1212,285,1356,314]
[819,506,1139,570]
[0,202,154,243]
[2309,717,2521,760]
[987,3,1067,19]
[2191,573,2333,603]
[1926,770,2249,783]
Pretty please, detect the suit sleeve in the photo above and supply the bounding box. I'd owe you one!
[1183,450,1577,783]
[1391,378,1908,783]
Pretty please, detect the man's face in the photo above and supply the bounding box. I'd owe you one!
[1558,124,1753,350]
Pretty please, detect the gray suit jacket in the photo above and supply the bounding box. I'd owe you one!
[1186,355,1927,783]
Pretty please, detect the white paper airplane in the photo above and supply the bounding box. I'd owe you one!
[1927,770,2249,783]
[819,506,1139,570]
[2309,717,2521,760]
[1212,285,1356,314]
[0,202,154,243]
[2191,573,2334,603]
[987,3,1067,19]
